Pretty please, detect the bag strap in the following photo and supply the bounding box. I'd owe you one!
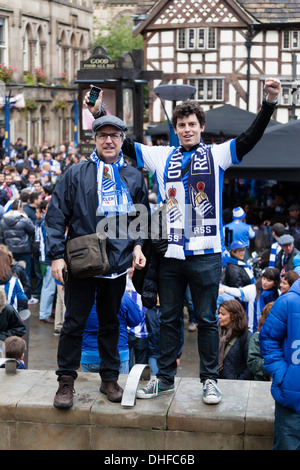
[224,336,238,359]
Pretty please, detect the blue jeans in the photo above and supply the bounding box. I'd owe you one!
[273,402,300,450]
[157,253,221,386]
[39,265,56,320]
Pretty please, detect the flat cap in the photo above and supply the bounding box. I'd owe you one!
[92,115,127,133]
[278,234,294,245]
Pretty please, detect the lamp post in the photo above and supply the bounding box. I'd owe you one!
[290,54,299,121]
[73,92,79,148]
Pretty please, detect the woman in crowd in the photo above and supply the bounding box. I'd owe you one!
[279,270,300,294]
[218,299,253,380]
[219,267,280,332]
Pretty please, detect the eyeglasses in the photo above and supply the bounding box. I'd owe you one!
[96,132,123,142]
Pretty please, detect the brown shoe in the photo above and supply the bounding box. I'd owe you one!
[53,376,75,409]
[40,317,54,324]
[100,381,123,403]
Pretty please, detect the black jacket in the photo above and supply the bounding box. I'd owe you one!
[219,330,253,380]
[45,158,149,276]
[223,263,252,288]
[0,210,35,254]
[0,289,26,342]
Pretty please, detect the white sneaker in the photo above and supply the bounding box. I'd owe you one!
[137,378,175,399]
[202,379,222,404]
[28,297,39,304]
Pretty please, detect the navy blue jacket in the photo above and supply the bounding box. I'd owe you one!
[44,158,149,276]
[260,279,300,411]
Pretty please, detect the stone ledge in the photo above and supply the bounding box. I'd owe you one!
[0,370,274,450]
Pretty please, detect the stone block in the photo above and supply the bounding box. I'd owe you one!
[168,378,250,435]
[91,376,181,430]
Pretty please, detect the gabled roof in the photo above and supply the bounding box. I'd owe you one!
[133,0,254,36]
[238,0,300,23]
[133,0,300,36]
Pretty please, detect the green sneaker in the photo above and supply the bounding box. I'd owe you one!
[202,379,222,404]
[136,378,175,399]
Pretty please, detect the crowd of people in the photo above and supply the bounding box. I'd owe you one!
[0,77,299,450]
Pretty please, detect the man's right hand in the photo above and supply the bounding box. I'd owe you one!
[83,85,103,116]
[52,258,67,285]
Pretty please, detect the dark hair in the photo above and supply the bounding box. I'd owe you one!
[38,200,49,212]
[172,101,206,128]
[11,199,22,210]
[218,299,248,336]
[257,302,274,331]
[29,192,39,204]
[256,267,280,297]
[43,183,53,195]
[272,223,285,237]
[281,270,300,288]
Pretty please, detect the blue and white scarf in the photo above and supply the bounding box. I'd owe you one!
[165,143,215,260]
[90,148,136,216]
[226,255,255,284]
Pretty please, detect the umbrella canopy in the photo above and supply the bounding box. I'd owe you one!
[204,104,279,137]
[226,118,300,181]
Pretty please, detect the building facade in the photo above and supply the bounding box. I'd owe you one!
[133,0,300,125]
[0,0,93,149]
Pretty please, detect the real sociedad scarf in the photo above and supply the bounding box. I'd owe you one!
[226,255,255,284]
[165,143,216,260]
[90,148,136,216]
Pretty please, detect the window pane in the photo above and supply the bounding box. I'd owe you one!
[283,31,290,49]
[188,29,195,49]
[198,29,205,48]
[207,79,213,100]
[178,29,185,49]
[208,28,216,48]
[216,79,223,100]
[198,80,204,100]
[292,31,299,49]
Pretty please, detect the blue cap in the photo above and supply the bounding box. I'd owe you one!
[230,240,247,251]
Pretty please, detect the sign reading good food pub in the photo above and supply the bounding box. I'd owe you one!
[81,54,116,70]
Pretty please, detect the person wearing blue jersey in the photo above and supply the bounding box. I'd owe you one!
[224,206,256,259]
[85,77,281,404]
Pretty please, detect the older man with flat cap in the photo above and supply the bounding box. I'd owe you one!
[44,114,149,409]
[275,234,299,274]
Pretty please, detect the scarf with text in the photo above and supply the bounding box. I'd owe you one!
[164,143,216,260]
[90,148,135,216]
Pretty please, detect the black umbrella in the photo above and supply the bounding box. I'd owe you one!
[226,118,300,181]
[204,103,279,137]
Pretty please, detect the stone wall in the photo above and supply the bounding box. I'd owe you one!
[0,370,274,450]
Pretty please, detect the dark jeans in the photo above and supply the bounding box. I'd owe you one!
[56,272,126,381]
[273,402,300,450]
[157,253,222,386]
